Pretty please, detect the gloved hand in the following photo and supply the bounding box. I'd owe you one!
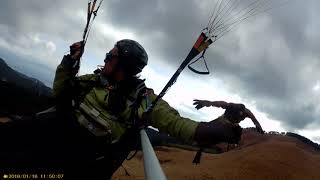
[193,99,212,110]
[194,120,242,145]
[69,41,84,60]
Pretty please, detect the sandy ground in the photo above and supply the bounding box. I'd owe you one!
[112,131,320,180]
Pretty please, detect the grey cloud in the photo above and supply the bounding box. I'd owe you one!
[0,0,85,42]
[104,0,205,60]
[313,136,320,143]
[175,103,209,122]
[186,1,320,130]
[102,1,320,129]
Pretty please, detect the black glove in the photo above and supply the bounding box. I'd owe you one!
[193,99,212,110]
[69,41,84,60]
[194,120,242,145]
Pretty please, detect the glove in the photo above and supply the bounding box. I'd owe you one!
[69,41,84,60]
[193,99,212,110]
[194,120,242,145]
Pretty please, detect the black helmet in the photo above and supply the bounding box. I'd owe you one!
[115,39,148,75]
[224,103,246,123]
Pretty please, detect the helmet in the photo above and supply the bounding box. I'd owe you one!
[224,103,246,123]
[115,39,148,75]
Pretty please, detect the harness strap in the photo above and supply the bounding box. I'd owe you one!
[79,103,112,129]
[35,106,57,116]
[78,115,110,137]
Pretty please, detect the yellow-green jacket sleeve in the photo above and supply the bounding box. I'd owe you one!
[53,55,78,99]
[147,92,199,143]
[53,55,96,103]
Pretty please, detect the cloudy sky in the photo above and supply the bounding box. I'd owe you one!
[0,0,319,143]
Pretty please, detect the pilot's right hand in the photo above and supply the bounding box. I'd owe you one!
[69,41,84,60]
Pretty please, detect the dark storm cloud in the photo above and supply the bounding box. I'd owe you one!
[103,0,320,130]
[0,0,87,43]
[104,0,206,60]
[0,0,319,131]
[199,0,320,130]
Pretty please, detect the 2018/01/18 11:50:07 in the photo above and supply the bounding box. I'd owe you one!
[2,173,64,179]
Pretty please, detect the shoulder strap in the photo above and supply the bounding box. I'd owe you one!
[122,80,147,160]
[127,80,147,127]
[73,74,101,108]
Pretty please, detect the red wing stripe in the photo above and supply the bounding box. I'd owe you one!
[193,32,207,49]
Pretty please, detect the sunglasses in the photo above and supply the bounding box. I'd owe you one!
[104,52,119,63]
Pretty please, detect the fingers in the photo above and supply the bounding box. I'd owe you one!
[71,41,83,48]
[70,41,84,51]
[195,105,203,110]
[193,99,211,109]
[193,99,201,105]
[70,41,85,60]
[193,99,204,110]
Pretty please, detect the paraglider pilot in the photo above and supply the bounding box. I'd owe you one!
[52,40,247,179]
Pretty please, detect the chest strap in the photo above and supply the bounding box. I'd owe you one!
[78,115,111,137]
[78,103,113,134]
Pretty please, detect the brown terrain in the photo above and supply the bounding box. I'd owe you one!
[112,130,320,180]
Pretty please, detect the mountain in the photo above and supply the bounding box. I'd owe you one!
[0,58,52,97]
[0,58,54,116]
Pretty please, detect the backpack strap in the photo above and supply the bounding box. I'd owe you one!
[127,80,147,128]
[73,74,101,108]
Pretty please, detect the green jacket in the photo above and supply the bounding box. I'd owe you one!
[53,55,199,143]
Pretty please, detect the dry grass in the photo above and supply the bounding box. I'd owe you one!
[112,131,320,180]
